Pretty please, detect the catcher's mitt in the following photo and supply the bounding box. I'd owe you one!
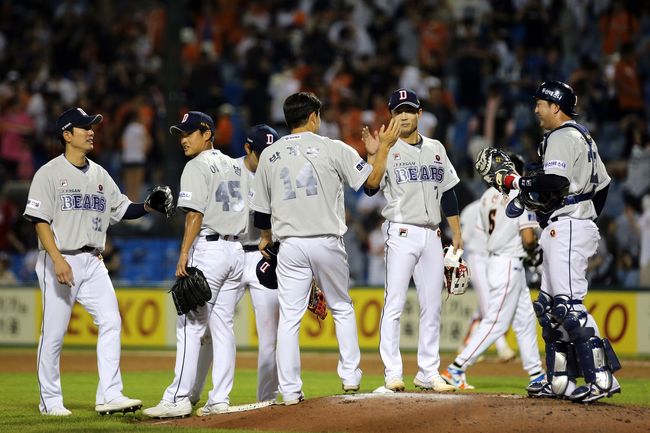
[474,147,517,193]
[145,185,175,218]
[443,247,471,295]
[256,242,280,289]
[307,279,327,320]
[170,266,211,315]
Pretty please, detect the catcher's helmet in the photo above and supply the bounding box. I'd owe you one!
[534,81,577,117]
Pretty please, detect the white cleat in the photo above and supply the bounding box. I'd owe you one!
[142,398,192,418]
[414,376,456,392]
[196,402,230,416]
[95,397,142,415]
[42,407,72,416]
[385,378,405,392]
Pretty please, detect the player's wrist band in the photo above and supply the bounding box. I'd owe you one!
[504,174,521,190]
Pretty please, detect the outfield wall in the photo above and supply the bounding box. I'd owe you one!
[1,286,648,355]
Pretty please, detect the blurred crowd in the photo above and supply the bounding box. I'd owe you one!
[0,0,649,286]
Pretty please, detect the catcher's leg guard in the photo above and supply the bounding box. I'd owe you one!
[563,311,617,402]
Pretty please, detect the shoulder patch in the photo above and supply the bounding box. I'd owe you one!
[26,198,41,209]
[543,160,567,171]
[179,191,192,200]
[355,160,368,172]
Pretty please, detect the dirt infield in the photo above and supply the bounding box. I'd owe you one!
[168,393,649,433]
[4,349,650,432]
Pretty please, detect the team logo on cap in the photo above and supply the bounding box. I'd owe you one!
[399,90,408,100]
[182,113,189,123]
[266,134,275,145]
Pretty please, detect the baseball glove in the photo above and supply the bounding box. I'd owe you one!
[170,266,211,315]
[145,185,175,218]
[443,247,471,295]
[474,147,517,193]
[307,279,327,320]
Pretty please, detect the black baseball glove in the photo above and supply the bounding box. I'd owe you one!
[170,266,211,315]
[145,185,175,218]
[474,147,517,193]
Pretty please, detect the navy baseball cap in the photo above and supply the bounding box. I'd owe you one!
[256,257,278,290]
[246,124,279,154]
[56,107,103,133]
[169,111,215,136]
[388,88,420,111]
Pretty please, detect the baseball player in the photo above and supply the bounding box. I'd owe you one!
[143,111,246,418]
[250,92,399,405]
[24,108,169,416]
[495,81,621,402]
[188,124,281,405]
[459,198,515,362]
[442,154,544,390]
[362,88,459,393]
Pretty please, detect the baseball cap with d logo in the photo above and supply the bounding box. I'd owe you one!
[246,124,279,154]
[56,107,103,133]
[169,111,215,136]
[388,88,420,111]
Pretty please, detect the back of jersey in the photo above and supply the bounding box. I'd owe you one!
[250,132,371,238]
[178,149,247,236]
[479,188,537,258]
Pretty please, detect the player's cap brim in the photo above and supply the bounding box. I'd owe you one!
[80,114,103,126]
[390,101,420,111]
[169,124,199,136]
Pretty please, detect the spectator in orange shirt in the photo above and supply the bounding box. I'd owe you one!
[614,42,644,120]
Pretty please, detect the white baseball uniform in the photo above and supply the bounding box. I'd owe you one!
[539,121,610,331]
[160,149,246,407]
[460,199,512,356]
[375,136,459,385]
[250,131,369,402]
[24,155,132,413]
[454,188,542,376]
[190,156,280,403]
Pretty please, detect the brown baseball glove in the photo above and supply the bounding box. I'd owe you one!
[307,279,327,320]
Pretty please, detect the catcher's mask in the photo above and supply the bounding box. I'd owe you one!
[505,164,567,218]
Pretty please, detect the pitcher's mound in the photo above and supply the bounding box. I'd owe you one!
[168,392,648,433]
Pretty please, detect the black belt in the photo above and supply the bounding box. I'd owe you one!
[242,245,259,252]
[205,234,238,241]
[563,191,593,206]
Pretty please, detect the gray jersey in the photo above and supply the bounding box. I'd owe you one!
[23,154,130,251]
[543,121,610,220]
[249,132,372,238]
[236,156,260,246]
[460,199,487,256]
[379,136,459,226]
[178,149,247,236]
[478,188,538,258]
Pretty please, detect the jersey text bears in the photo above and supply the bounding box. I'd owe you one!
[60,193,106,212]
[394,165,444,184]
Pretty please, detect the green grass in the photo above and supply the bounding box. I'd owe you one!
[1,365,648,433]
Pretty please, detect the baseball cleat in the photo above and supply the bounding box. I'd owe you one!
[196,402,230,416]
[42,407,72,416]
[441,366,475,390]
[526,372,546,394]
[570,377,621,404]
[95,397,142,415]
[413,376,456,392]
[385,378,405,392]
[528,382,556,398]
[342,383,360,393]
[284,392,305,406]
[142,398,192,418]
